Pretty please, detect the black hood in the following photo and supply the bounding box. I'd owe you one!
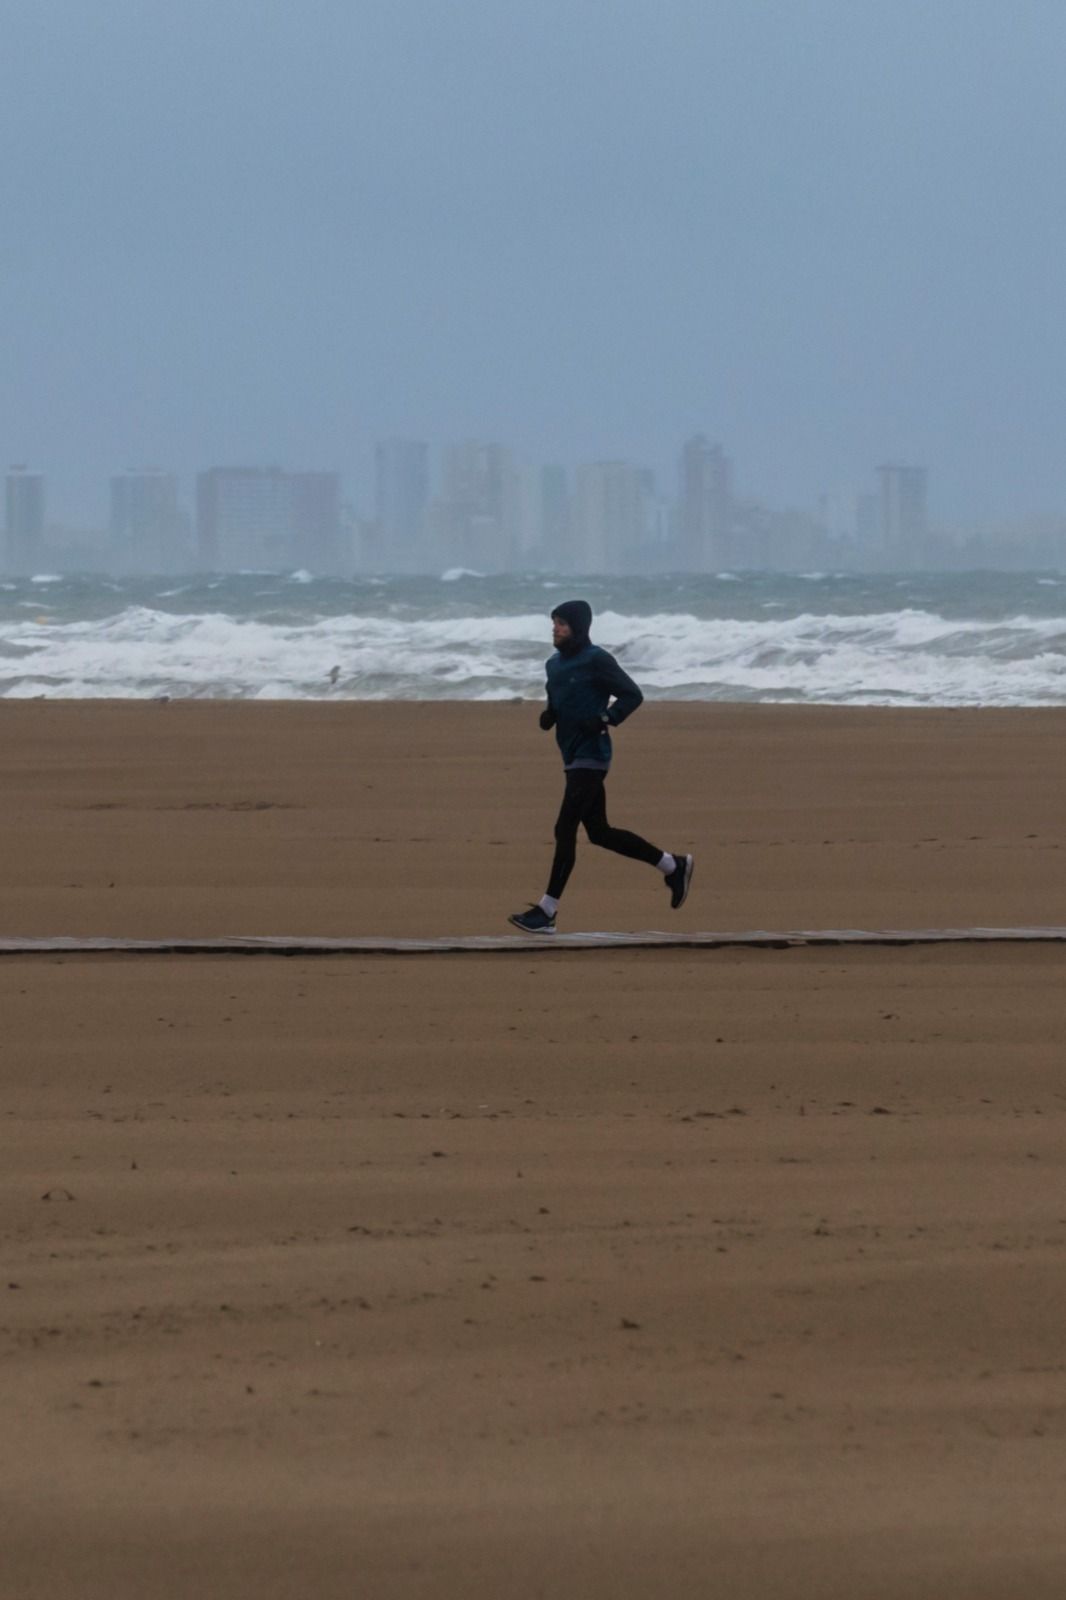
[551,599,593,654]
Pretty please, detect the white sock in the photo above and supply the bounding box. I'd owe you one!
[657,853,676,876]
[538,895,559,916]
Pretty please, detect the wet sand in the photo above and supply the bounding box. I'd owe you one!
[3,701,1066,1598]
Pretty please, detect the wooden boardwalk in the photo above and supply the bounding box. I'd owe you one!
[2,928,1066,956]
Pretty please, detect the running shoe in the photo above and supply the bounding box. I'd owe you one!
[665,853,694,910]
[508,905,557,934]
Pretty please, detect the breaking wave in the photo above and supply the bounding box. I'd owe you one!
[4,572,1066,704]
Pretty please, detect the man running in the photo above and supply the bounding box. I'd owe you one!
[509,599,693,933]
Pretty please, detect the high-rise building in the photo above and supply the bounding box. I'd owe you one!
[434,441,516,572]
[196,467,343,572]
[856,493,880,548]
[877,464,928,560]
[290,472,343,572]
[197,467,291,570]
[679,435,732,570]
[4,467,45,575]
[110,470,186,572]
[441,441,512,523]
[374,440,429,569]
[573,461,646,572]
[509,464,543,566]
[540,465,570,570]
[638,470,674,563]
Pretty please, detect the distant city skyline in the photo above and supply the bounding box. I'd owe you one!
[5,4,1066,544]
[7,433,1064,576]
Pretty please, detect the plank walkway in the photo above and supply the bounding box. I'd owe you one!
[2,928,1066,956]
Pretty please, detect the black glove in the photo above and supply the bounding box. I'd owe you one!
[579,714,609,735]
[539,705,556,731]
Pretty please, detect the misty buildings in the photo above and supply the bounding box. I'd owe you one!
[817,471,929,567]
[680,435,732,569]
[197,468,291,570]
[878,464,928,560]
[819,488,881,552]
[374,440,429,569]
[540,465,571,568]
[0,443,945,577]
[196,467,343,572]
[290,472,344,572]
[4,467,45,574]
[372,445,578,573]
[504,463,572,569]
[573,462,648,571]
[428,442,517,573]
[110,470,186,572]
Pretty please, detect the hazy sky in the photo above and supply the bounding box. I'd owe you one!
[3,0,1066,526]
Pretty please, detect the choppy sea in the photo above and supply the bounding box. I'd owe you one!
[5,569,1066,705]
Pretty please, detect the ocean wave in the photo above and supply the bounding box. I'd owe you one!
[4,598,1066,703]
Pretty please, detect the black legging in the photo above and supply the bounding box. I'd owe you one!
[547,768,662,899]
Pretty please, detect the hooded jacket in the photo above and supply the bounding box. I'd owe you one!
[543,600,644,769]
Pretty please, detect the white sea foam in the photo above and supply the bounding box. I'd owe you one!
[5,596,1066,704]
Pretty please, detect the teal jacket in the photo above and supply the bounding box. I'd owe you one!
[544,643,644,768]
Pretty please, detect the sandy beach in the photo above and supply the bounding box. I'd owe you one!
[4,700,1066,1598]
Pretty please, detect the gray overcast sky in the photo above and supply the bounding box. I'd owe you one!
[3,0,1065,526]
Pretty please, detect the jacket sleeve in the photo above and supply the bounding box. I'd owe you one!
[539,671,557,729]
[596,651,644,726]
